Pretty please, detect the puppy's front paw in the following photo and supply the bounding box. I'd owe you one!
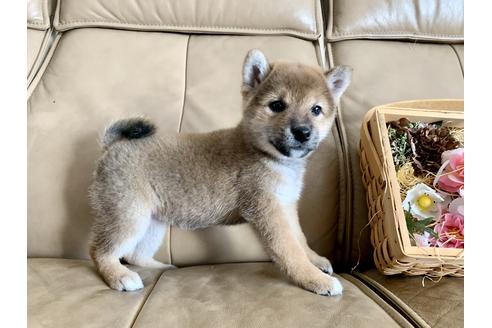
[107,269,144,292]
[302,272,343,296]
[310,256,333,275]
[319,276,343,296]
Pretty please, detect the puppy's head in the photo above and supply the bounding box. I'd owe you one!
[240,49,351,159]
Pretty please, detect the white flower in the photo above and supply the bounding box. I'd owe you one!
[403,183,444,220]
[413,232,431,247]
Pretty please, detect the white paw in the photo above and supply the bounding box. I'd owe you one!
[312,256,333,275]
[109,270,144,292]
[327,276,343,296]
[302,271,343,296]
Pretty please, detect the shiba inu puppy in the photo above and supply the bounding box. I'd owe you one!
[88,49,351,296]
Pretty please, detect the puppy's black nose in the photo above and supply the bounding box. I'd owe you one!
[291,125,312,143]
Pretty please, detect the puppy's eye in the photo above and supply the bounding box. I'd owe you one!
[311,105,322,116]
[268,100,286,113]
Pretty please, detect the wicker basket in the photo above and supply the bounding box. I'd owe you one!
[359,99,464,277]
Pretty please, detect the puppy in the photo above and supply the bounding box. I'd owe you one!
[88,49,351,296]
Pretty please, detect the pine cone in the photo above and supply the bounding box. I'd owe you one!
[409,125,460,175]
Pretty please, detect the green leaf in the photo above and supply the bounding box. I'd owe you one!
[404,210,437,238]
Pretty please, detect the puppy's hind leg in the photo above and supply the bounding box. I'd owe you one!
[90,206,152,292]
[124,218,176,270]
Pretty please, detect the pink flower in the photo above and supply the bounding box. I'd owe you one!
[436,148,464,195]
[431,212,464,248]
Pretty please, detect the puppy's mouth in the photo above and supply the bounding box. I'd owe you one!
[270,140,314,158]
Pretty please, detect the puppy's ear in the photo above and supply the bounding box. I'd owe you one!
[242,49,270,91]
[324,66,352,104]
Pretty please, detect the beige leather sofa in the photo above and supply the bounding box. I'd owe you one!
[27,0,464,327]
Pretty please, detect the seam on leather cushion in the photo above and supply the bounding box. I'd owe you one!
[449,45,464,77]
[326,43,353,269]
[54,21,320,40]
[130,270,172,327]
[328,31,464,40]
[28,32,62,99]
[28,21,49,25]
[28,29,51,85]
[352,272,431,328]
[341,274,414,328]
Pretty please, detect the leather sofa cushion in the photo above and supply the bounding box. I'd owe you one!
[328,40,464,269]
[28,29,188,261]
[27,29,48,78]
[327,0,464,42]
[54,0,322,40]
[28,0,56,30]
[133,263,409,327]
[28,258,163,328]
[355,269,464,328]
[28,258,410,327]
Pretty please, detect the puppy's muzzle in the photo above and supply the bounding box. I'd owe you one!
[290,125,312,143]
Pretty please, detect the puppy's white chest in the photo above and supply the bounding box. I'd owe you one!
[269,163,303,205]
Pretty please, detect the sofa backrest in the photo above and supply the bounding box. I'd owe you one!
[53,0,321,40]
[28,0,55,30]
[28,0,56,87]
[326,0,463,43]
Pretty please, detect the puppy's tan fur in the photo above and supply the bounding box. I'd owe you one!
[88,49,351,295]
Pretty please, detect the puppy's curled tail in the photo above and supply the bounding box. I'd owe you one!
[102,118,156,147]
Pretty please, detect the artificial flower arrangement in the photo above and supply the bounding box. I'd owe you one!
[387,118,464,249]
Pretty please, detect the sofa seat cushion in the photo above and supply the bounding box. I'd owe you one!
[354,269,464,328]
[328,40,464,270]
[28,258,164,328]
[132,262,409,328]
[28,260,410,327]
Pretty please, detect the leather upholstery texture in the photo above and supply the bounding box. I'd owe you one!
[28,0,55,30]
[327,40,464,269]
[28,259,410,328]
[28,28,188,262]
[28,258,163,328]
[27,29,47,77]
[355,270,464,328]
[54,0,322,40]
[27,0,56,86]
[327,0,464,42]
[134,263,408,328]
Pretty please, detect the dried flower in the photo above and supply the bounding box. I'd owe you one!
[409,125,460,175]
